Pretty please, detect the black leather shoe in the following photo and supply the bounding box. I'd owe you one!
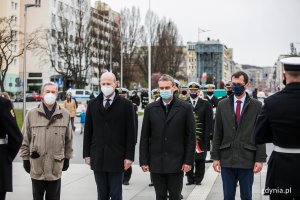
[186,182,194,185]
[123,181,129,185]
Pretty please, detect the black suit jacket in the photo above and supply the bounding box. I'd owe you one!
[205,95,219,108]
[0,97,23,192]
[187,98,213,154]
[139,98,196,173]
[83,92,136,172]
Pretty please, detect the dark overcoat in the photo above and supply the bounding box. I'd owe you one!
[187,98,213,159]
[139,98,196,173]
[83,92,136,172]
[254,83,300,196]
[0,97,23,192]
[211,94,267,169]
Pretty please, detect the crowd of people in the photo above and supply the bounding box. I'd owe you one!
[0,57,300,200]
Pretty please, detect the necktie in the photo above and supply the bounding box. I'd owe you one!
[235,100,242,124]
[165,104,169,114]
[105,99,111,110]
[193,100,196,107]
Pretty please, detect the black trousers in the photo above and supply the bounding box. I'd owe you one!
[151,172,183,200]
[123,166,132,183]
[31,179,61,200]
[94,171,123,200]
[0,192,6,200]
[186,158,206,184]
[270,195,300,200]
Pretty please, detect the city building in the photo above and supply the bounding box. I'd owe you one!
[89,0,120,91]
[195,38,234,88]
[19,0,91,92]
[186,42,197,83]
[0,0,21,94]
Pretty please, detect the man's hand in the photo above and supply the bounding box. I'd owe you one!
[141,165,149,172]
[84,157,91,166]
[213,160,221,173]
[253,162,263,173]
[181,164,192,172]
[124,159,133,170]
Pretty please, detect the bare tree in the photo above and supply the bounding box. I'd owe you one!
[120,6,144,88]
[137,13,185,81]
[38,0,91,90]
[0,17,39,92]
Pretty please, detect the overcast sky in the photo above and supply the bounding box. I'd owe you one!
[91,0,300,66]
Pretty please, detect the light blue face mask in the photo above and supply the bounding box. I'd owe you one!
[160,90,172,100]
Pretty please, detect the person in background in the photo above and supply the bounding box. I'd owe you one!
[219,81,233,101]
[178,89,189,101]
[141,89,149,109]
[20,82,73,200]
[83,72,135,200]
[64,92,77,131]
[254,57,300,200]
[0,92,11,101]
[77,108,86,135]
[252,88,258,99]
[129,90,140,108]
[186,82,213,186]
[205,84,219,108]
[0,96,23,200]
[211,71,266,200]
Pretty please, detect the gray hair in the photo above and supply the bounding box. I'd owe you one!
[41,82,58,92]
[158,74,175,86]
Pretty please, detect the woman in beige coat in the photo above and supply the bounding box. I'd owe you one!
[64,92,77,131]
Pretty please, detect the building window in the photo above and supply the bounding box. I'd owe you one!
[28,73,42,77]
[14,2,18,9]
[14,58,17,65]
[11,2,14,9]
[51,44,56,52]
[53,0,56,7]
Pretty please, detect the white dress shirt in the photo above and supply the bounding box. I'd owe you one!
[190,97,199,107]
[103,92,115,108]
[234,94,246,115]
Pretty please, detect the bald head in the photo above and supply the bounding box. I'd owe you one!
[100,72,118,89]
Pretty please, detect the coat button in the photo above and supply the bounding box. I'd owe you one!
[164,138,167,141]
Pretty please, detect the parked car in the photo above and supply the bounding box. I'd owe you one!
[32,92,42,101]
[66,89,92,99]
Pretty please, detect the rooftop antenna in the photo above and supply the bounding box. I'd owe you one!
[198,28,210,42]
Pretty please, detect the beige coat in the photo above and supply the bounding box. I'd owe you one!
[20,103,73,181]
[64,99,76,117]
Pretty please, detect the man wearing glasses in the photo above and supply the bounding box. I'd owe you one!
[211,71,267,200]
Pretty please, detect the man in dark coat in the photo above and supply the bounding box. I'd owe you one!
[219,81,233,102]
[254,57,300,200]
[211,71,267,200]
[205,84,219,108]
[83,72,136,200]
[140,74,196,200]
[185,82,213,186]
[0,97,23,200]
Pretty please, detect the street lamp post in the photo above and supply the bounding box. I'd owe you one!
[147,0,151,102]
[23,2,40,121]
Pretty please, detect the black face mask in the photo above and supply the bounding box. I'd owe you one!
[226,90,233,96]
[181,91,187,95]
[190,93,198,99]
[207,91,214,96]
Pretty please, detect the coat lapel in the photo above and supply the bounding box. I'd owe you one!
[166,99,180,123]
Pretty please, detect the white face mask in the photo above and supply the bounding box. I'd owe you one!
[101,85,114,97]
[43,93,56,105]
